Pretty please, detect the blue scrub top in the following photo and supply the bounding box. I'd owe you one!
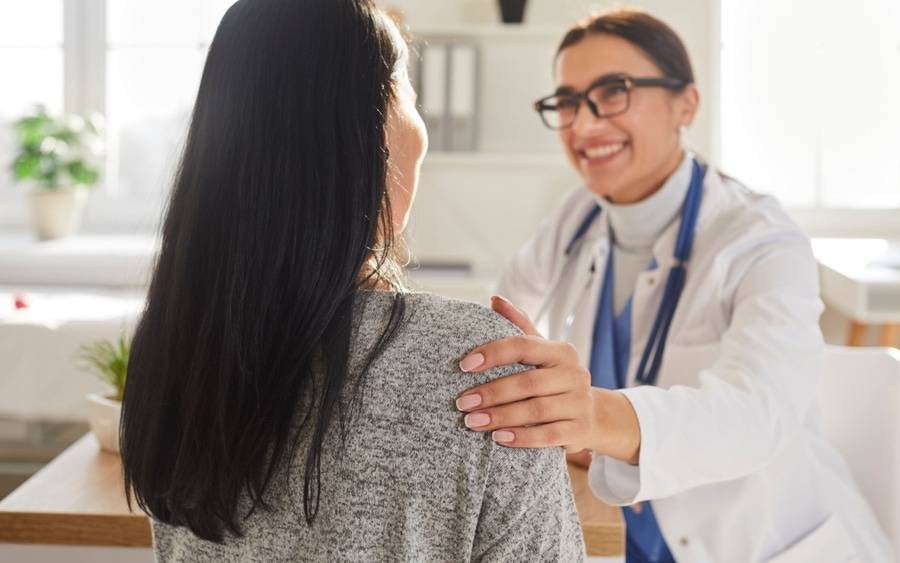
[590,249,676,563]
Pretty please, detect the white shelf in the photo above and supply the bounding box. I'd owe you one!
[409,24,565,41]
[423,151,568,167]
[0,234,158,287]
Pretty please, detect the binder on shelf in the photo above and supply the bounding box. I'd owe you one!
[419,43,449,151]
[449,43,479,151]
[416,38,481,152]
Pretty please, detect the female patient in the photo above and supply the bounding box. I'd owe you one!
[119,0,584,560]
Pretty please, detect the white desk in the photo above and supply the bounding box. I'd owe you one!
[0,235,151,421]
[812,238,900,346]
[0,287,143,421]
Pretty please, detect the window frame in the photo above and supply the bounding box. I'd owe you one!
[0,0,168,232]
[715,0,900,223]
[0,0,897,237]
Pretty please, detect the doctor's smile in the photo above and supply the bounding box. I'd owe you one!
[578,141,628,168]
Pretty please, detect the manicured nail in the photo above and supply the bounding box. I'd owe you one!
[464,413,491,428]
[492,430,515,443]
[459,353,485,372]
[455,394,482,411]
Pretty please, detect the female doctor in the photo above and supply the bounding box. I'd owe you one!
[452,9,892,563]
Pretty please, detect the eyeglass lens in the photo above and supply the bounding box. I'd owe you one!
[540,79,630,129]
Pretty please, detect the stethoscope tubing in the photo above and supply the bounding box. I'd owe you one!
[534,159,707,386]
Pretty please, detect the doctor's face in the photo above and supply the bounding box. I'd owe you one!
[555,34,698,204]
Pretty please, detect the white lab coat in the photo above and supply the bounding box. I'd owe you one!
[496,167,894,562]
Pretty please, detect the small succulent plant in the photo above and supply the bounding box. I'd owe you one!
[79,334,131,401]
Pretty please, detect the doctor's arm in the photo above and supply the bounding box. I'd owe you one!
[590,237,824,503]
[458,296,643,464]
[458,236,823,503]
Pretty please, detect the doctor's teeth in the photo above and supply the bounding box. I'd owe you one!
[584,143,625,159]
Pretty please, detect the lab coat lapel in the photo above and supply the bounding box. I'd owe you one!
[626,166,726,386]
[628,259,667,386]
[561,213,611,370]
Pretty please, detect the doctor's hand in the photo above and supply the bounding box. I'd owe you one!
[456,296,642,465]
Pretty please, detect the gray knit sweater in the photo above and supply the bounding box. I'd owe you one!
[152,291,585,562]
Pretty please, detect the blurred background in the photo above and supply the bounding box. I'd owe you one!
[0,0,898,502]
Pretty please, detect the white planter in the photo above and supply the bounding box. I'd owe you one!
[87,392,122,454]
[27,186,89,241]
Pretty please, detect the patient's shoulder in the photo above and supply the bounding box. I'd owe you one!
[404,291,522,344]
[355,290,521,348]
[353,290,527,390]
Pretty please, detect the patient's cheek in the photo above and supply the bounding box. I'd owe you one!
[384,100,426,231]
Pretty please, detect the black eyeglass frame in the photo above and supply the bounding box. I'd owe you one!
[533,74,688,130]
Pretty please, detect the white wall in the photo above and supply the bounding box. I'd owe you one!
[384,0,719,159]
[388,0,719,277]
[387,1,891,348]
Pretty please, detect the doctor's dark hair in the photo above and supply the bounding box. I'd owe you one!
[120,0,408,543]
[556,9,694,88]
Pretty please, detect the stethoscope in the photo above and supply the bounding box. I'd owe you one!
[534,158,707,386]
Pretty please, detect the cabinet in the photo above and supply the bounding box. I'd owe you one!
[387,1,717,286]
[400,21,580,285]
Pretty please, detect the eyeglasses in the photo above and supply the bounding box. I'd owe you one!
[533,73,687,130]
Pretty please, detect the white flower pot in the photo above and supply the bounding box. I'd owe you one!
[87,392,122,454]
[27,186,89,241]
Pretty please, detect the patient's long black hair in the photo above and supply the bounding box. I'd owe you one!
[120,0,406,542]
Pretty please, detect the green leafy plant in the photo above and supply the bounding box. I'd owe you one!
[11,105,104,190]
[79,334,131,402]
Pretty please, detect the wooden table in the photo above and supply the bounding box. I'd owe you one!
[0,434,624,557]
[569,458,627,556]
[0,435,149,548]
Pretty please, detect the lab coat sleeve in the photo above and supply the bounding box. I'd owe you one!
[494,188,591,320]
[589,230,825,505]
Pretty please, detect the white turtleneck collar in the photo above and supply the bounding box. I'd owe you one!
[592,151,694,316]
[596,151,692,253]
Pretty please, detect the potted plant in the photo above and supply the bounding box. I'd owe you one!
[11,105,104,241]
[79,334,130,453]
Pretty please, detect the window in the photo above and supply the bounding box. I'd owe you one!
[0,1,232,227]
[0,1,64,193]
[2,2,899,231]
[106,1,233,197]
[721,0,900,209]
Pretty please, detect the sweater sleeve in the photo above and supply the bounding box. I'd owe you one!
[451,302,585,561]
[471,444,585,562]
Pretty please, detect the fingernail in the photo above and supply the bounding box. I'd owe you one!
[464,413,491,428]
[492,430,515,443]
[455,394,482,411]
[492,294,510,305]
[459,353,485,372]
